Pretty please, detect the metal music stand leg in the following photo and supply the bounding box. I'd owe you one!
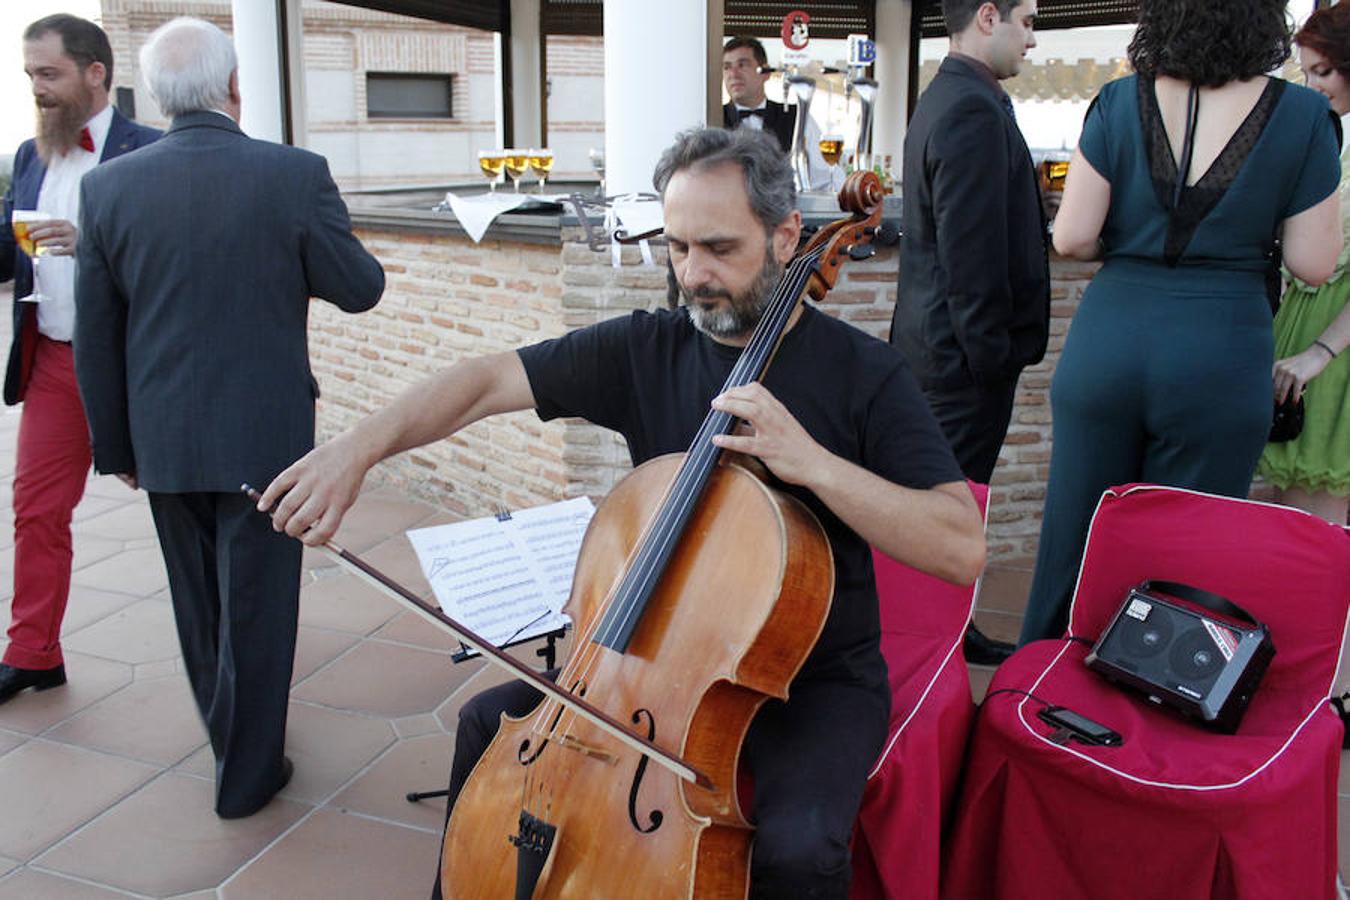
[405,629,565,805]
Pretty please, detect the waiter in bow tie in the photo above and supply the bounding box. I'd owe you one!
[720,36,833,191]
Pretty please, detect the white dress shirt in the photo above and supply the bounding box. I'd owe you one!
[34,103,113,342]
[733,102,835,192]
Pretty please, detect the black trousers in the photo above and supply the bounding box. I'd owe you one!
[923,376,1020,485]
[432,671,889,899]
[148,491,301,817]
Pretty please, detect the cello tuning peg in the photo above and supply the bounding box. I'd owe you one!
[848,244,875,261]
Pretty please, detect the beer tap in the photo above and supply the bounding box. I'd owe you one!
[850,76,878,176]
[785,72,816,192]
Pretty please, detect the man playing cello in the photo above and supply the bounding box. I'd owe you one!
[261,127,984,899]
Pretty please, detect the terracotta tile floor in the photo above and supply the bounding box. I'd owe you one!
[0,312,1340,896]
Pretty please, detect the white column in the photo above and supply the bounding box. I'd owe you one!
[603,0,707,196]
[872,0,912,168]
[231,0,287,142]
[510,0,543,148]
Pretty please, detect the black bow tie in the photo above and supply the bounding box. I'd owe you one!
[737,107,765,122]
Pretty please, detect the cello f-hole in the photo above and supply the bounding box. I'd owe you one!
[627,708,664,834]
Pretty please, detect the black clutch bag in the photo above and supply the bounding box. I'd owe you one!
[1269,395,1304,443]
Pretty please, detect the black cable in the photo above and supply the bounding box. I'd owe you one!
[1065,635,1094,648]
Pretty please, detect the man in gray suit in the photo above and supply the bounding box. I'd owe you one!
[74,17,384,819]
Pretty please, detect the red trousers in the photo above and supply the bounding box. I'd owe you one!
[5,336,90,669]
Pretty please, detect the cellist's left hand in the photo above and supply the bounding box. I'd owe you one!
[710,383,829,487]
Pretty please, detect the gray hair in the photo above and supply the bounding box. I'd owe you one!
[139,17,237,118]
[652,128,797,235]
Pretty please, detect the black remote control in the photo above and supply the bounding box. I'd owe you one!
[1037,706,1123,746]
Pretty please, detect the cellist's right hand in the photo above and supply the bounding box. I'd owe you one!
[259,431,369,545]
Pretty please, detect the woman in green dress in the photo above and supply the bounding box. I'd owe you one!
[1258,3,1350,526]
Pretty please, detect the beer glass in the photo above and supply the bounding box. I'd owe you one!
[1039,155,1070,192]
[818,135,844,167]
[478,150,506,192]
[528,148,554,191]
[503,149,531,193]
[11,209,53,303]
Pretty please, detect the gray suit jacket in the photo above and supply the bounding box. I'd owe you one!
[75,111,384,493]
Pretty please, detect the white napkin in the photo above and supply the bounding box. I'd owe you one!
[443,191,531,243]
[610,195,665,240]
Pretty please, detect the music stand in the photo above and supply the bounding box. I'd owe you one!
[404,626,568,803]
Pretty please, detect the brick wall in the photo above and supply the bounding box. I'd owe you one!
[314,226,1095,563]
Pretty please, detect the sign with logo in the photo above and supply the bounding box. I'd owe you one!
[848,33,876,67]
[781,10,811,50]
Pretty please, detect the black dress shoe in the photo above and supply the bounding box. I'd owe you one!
[0,663,66,705]
[217,755,294,820]
[963,625,1015,666]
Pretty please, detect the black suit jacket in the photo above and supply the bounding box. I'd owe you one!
[890,56,1049,391]
[0,109,160,405]
[723,100,796,154]
[74,111,384,493]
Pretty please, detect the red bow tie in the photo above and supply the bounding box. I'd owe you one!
[78,127,94,154]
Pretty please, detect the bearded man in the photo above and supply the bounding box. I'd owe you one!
[0,15,159,704]
[260,126,985,899]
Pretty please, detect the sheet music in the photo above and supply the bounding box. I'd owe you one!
[405,497,595,649]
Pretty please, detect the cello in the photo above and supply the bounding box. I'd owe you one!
[441,171,887,899]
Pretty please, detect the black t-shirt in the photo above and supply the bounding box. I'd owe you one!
[517,305,963,689]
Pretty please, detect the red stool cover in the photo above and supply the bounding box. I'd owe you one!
[942,485,1350,900]
[850,482,989,900]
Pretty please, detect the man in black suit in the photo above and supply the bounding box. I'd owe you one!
[74,16,384,819]
[0,15,159,705]
[889,0,1049,664]
[721,36,832,190]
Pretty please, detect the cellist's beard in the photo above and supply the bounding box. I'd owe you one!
[684,251,783,341]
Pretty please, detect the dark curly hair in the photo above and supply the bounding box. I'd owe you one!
[1296,2,1350,80]
[1127,0,1291,88]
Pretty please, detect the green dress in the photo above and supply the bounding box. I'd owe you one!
[1258,121,1350,495]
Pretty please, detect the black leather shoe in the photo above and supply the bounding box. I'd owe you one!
[0,662,66,705]
[963,625,1015,666]
[218,755,294,820]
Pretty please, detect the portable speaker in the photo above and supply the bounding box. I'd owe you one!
[1086,581,1275,734]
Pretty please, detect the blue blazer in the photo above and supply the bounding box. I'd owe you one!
[0,108,161,404]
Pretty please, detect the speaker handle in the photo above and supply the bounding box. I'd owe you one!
[1139,580,1266,632]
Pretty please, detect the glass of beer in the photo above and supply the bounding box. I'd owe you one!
[528,148,554,191]
[818,135,844,167]
[1039,155,1070,192]
[11,209,53,303]
[478,150,506,192]
[503,149,531,193]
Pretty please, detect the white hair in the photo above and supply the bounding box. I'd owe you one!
[139,17,237,118]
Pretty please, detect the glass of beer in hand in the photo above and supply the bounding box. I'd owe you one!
[478,150,506,192]
[503,149,531,193]
[11,209,54,303]
[528,148,554,191]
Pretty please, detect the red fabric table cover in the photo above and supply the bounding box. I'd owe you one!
[942,485,1350,900]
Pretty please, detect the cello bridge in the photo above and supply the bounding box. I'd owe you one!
[555,733,618,765]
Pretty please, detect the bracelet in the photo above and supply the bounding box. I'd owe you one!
[1313,339,1339,359]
